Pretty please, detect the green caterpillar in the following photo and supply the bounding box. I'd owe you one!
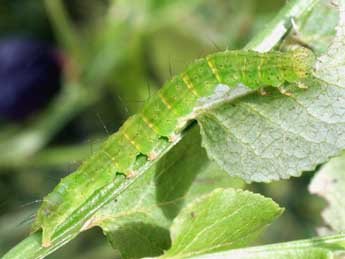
[33,47,316,247]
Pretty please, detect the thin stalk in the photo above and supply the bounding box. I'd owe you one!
[1,0,319,258]
[44,0,85,65]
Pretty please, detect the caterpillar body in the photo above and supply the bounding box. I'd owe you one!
[33,47,316,246]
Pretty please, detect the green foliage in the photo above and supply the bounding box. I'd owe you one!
[162,189,282,259]
[33,6,317,252]
[3,1,345,259]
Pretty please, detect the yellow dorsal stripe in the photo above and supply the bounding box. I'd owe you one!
[158,92,172,109]
[101,150,121,169]
[158,92,179,115]
[140,114,160,135]
[206,56,222,83]
[181,74,200,97]
[257,55,265,82]
[241,55,247,79]
[123,132,141,152]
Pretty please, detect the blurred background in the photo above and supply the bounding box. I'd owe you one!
[0,0,327,258]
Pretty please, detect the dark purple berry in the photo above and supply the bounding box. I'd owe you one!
[0,38,62,121]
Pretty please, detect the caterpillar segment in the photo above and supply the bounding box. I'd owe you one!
[158,76,198,118]
[184,58,221,95]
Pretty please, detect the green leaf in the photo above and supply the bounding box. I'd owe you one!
[309,153,345,233]
[187,234,345,259]
[102,216,171,259]
[161,188,283,259]
[197,0,345,182]
[88,127,241,259]
[298,0,338,54]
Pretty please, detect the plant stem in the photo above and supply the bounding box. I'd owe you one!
[44,0,85,65]
[1,0,319,258]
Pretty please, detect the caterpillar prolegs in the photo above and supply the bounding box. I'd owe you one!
[33,47,316,246]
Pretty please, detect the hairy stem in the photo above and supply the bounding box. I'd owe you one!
[1,0,318,258]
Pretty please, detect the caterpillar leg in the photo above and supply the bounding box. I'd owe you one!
[258,88,268,96]
[148,151,158,160]
[278,85,292,96]
[126,170,137,178]
[297,82,308,89]
[168,133,179,143]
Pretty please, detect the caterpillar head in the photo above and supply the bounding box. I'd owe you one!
[292,47,316,79]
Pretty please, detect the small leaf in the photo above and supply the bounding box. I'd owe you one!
[161,188,283,259]
[309,153,345,233]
